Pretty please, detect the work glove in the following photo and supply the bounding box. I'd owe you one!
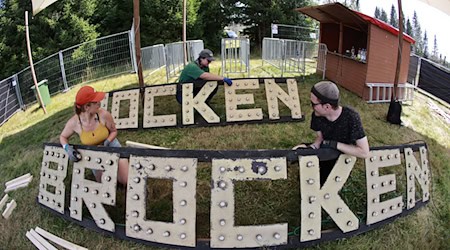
[223,77,233,86]
[103,139,111,147]
[63,144,82,162]
[321,140,338,149]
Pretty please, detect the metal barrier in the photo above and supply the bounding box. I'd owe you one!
[221,38,250,76]
[15,31,133,106]
[366,83,415,104]
[0,75,22,126]
[262,38,327,77]
[262,38,283,69]
[165,40,205,82]
[141,44,166,78]
[317,43,328,79]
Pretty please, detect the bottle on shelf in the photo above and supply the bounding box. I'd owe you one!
[351,46,355,59]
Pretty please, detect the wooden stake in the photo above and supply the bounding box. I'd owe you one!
[393,0,404,100]
[25,11,47,114]
[133,0,144,88]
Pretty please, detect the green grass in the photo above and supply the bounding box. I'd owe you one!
[0,60,449,249]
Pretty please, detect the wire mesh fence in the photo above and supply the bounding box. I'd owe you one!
[165,40,204,82]
[0,76,22,126]
[262,38,327,77]
[141,44,166,78]
[271,23,319,42]
[221,38,250,76]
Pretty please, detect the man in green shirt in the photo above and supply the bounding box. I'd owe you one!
[176,49,233,104]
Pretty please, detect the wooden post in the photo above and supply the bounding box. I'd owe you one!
[183,0,188,65]
[393,0,404,100]
[25,11,47,114]
[133,0,144,88]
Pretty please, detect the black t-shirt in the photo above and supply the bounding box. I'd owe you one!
[311,106,366,145]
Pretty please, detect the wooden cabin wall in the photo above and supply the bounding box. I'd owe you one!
[325,53,367,98]
[366,25,412,84]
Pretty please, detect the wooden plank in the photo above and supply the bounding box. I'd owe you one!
[35,227,88,250]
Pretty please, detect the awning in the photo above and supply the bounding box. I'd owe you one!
[295,3,415,44]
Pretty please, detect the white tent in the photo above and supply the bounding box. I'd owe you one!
[31,0,58,16]
[418,0,450,15]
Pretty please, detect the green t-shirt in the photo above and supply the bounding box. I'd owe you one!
[178,62,209,83]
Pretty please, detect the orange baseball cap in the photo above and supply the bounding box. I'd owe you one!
[75,86,105,106]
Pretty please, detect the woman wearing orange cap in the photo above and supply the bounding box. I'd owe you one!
[59,86,128,185]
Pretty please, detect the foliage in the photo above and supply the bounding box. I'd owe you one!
[389,4,398,28]
[412,11,423,56]
[222,0,315,48]
[0,0,99,80]
[379,9,388,23]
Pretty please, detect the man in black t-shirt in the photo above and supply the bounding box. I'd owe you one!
[294,81,370,185]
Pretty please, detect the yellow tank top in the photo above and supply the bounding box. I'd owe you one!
[79,114,110,146]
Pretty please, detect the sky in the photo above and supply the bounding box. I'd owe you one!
[359,0,450,60]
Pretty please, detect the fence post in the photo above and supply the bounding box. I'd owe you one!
[12,74,25,110]
[58,51,68,91]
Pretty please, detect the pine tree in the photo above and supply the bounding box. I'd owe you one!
[389,4,398,28]
[380,9,388,23]
[406,18,413,37]
[374,7,381,19]
[374,7,380,19]
[412,11,423,56]
[423,31,428,58]
[432,35,438,61]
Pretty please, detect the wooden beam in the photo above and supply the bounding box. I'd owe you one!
[133,0,144,88]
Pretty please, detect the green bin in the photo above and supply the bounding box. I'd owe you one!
[30,79,51,107]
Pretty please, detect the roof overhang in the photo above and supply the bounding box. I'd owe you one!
[295,3,368,32]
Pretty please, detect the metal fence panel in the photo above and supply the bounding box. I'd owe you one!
[262,38,327,77]
[221,38,250,76]
[61,31,133,89]
[262,38,283,69]
[0,76,21,126]
[141,44,166,78]
[165,40,205,82]
[187,40,204,62]
[16,53,64,106]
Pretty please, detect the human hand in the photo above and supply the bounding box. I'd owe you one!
[321,140,338,149]
[103,139,111,147]
[223,77,233,86]
[63,144,81,162]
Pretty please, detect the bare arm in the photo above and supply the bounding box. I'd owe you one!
[60,117,76,146]
[101,109,118,142]
[336,136,370,159]
[199,72,225,81]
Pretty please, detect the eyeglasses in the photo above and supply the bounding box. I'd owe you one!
[311,101,322,107]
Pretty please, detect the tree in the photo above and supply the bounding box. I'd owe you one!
[374,7,380,19]
[432,35,438,61]
[412,11,423,56]
[423,30,428,58]
[223,0,315,49]
[389,4,398,28]
[323,0,359,11]
[406,18,413,37]
[0,0,99,80]
[380,9,388,23]
[193,0,227,51]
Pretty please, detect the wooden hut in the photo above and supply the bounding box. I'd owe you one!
[296,3,415,101]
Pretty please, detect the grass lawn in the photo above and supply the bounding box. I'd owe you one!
[0,59,449,249]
